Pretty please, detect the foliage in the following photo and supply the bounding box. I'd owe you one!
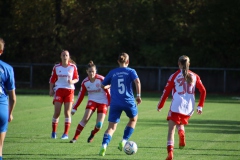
[0,0,240,67]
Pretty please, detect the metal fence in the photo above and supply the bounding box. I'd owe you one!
[11,63,240,93]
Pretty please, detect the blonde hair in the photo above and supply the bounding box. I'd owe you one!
[178,55,193,84]
[0,38,5,51]
[118,52,129,63]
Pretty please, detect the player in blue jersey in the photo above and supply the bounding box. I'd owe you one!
[99,52,142,156]
[0,38,17,160]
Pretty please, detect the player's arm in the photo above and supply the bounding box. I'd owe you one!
[134,78,142,105]
[8,89,16,122]
[195,76,206,114]
[104,88,111,106]
[71,84,86,115]
[49,67,57,96]
[49,83,55,96]
[68,66,79,84]
[157,76,174,112]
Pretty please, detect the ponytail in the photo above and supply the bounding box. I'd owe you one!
[179,55,193,84]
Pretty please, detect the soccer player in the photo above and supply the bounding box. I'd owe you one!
[0,38,17,160]
[99,52,142,156]
[157,55,206,160]
[69,60,110,143]
[49,50,79,139]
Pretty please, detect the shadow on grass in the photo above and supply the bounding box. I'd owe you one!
[187,119,240,134]
[4,153,128,160]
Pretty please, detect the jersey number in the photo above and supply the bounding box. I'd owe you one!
[118,78,125,94]
[177,78,194,94]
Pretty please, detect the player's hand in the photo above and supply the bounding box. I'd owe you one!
[157,108,161,112]
[71,109,76,115]
[8,114,13,122]
[136,97,142,105]
[49,89,54,96]
[197,106,202,114]
[68,79,73,84]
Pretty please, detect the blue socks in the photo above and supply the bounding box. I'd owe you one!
[123,126,134,140]
[102,133,112,146]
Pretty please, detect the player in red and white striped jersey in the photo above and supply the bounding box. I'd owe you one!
[49,50,79,140]
[157,55,206,160]
[70,61,110,143]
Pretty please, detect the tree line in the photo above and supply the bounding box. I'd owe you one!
[0,0,240,68]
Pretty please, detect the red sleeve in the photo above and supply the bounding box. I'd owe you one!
[105,89,111,106]
[72,65,79,80]
[72,83,86,110]
[157,71,179,109]
[49,66,57,83]
[196,76,206,107]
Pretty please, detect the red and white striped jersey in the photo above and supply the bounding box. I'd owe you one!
[72,74,110,110]
[157,69,206,116]
[49,62,79,90]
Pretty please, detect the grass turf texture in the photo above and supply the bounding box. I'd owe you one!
[4,93,240,160]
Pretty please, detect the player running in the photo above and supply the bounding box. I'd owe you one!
[49,50,79,140]
[157,55,206,160]
[70,61,110,143]
[99,52,142,156]
[0,38,17,160]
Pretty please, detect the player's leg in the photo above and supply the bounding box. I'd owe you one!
[166,120,176,160]
[61,101,72,139]
[177,114,190,149]
[0,105,8,159]
[52,101,62,139]
[99,122,118,156]
[70,109,94,143]
[99,105,120,156]
[61,89,75,139]
[88,103,107,143]
[177,124,185,149]
[0,132,6,159]
[51,88,64,139]
[118,105,138,151]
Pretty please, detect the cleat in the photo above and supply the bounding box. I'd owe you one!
[51,132,57,139]
[87,131,94,143]
[99,147,106,156]
[166,151,173,160]
[70,139,77,143]
[179,131,186,149]
[118,141,124,151]
[61,134,69,140]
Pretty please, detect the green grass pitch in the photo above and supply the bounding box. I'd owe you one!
[4,93,240,159]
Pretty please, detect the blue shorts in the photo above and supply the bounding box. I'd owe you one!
[0,104,9,132]
[108,104,138,123]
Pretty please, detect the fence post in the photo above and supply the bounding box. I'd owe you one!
[223,70,226,93]
[158,68,161,91]
[30,64,33,88]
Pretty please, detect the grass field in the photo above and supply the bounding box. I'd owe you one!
[4,93,240,160]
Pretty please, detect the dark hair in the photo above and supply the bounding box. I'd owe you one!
[86,60,96,70]
[61,50,76,65]
[0,38,5,50]
[118,52,129,63]
[178,55,193,84]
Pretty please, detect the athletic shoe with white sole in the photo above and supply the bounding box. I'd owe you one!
[61,134,69,140]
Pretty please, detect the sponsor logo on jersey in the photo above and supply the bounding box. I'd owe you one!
[96,83,100,87]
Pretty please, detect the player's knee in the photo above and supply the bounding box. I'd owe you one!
[96,121,103,129]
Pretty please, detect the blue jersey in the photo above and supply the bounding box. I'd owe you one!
[102,67,138,107]
[0,60,15,132]
[0,60,15,104]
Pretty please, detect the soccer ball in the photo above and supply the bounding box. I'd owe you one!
[123,141,138,155]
